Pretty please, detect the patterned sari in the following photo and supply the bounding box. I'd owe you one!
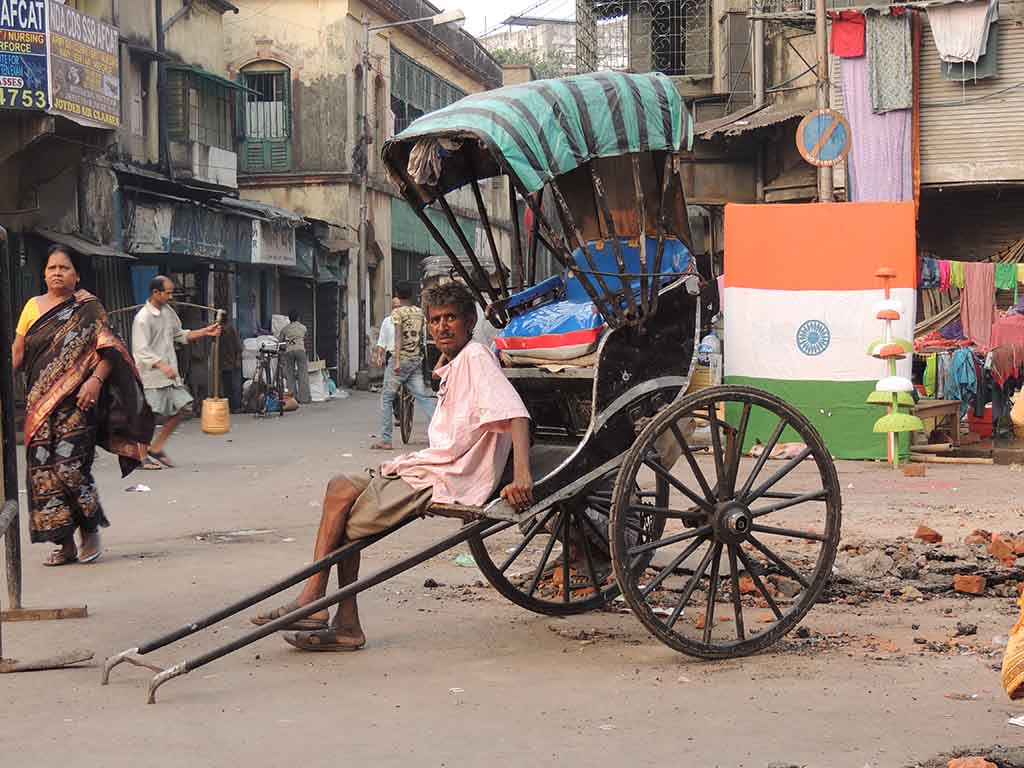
[23,290,154,544]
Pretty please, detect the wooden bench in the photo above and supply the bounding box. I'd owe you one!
[914,399,961,447]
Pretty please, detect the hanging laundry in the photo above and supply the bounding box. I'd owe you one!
[949,260,965,288]
[867,11,913,113]
[831,11,866,57]
[920,256,940,288]
[927,0,998,64]
[1017,263,1024,284]
[924,353,937,396]
[961,261,996,348]
[947,347,978,417]
[942,22,999,81]
[840,56,912,202]
[940,317,965,340]
[995,262,1017,290]
[939,259,951,291]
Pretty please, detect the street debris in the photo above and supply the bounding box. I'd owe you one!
[829,532,1024,600]
[453,553,476,568]
[125,484,151,492]
[956,622,979,637]
[915,525,943,544]
[423,578,443,588]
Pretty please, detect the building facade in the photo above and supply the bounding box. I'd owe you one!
[224,0,509,382]
[1,0,340,399]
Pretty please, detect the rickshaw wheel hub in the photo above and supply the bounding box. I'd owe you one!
[713,502,752,544]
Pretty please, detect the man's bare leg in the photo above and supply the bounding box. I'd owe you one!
[265,475,361,625]
[327,550,365,648]
[150,412,184,454]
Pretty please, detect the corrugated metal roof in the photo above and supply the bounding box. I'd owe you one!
[217,198,306,226]
[919,21,1024,185]
[697,102,813,138]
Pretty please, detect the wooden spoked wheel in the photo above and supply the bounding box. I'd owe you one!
[469,476,668,617]
[610,386,842,658]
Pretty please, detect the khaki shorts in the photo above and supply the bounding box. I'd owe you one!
[346,472,433,540]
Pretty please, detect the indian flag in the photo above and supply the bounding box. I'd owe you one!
[723,202,917,460]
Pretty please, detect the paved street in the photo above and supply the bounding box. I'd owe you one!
[2,393,1022,767]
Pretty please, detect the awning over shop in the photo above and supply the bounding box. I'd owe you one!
[165,64,258,95]
[35,229,135,260]
[391,198,478,260]
[281,238,346,284]
[697,103,813,139]
[216,197,305,226]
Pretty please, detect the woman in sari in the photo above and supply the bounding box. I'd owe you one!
[12,246,154,566]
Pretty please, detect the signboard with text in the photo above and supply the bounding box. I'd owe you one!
[252,220,296,266]
[47,0,119,127]
[0,0,49,111]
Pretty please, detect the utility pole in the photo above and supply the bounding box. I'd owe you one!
[816,0,834,202]
[355,8,465,383]
[357,14,371,382]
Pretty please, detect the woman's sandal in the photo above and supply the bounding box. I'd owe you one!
[141,457,163,470]
[283,629,366,652]
[43,548,78,567]
[250,601,329,631]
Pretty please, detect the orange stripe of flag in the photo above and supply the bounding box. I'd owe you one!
[724,201,917,291]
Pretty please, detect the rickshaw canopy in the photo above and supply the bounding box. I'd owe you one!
[383,71,692,207]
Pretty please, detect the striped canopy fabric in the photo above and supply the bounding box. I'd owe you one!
[382,71,690,202]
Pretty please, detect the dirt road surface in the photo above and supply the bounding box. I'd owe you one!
[3,393,1022,767]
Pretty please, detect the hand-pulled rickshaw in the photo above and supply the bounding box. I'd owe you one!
[103,72,842,703]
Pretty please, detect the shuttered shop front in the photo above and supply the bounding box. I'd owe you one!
[920,18,1024,185]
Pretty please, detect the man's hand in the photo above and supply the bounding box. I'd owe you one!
[374,348,385,367]
[158,362,177,380]
[204,323,222,338]
[500,470,534,510]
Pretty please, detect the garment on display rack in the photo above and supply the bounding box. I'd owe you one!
[942,21,999,81]
[949,259,965,288]
[961,261,996,348]
[941,317,965,340]
[831,10,867,57]
[995,262,1017,291]
[939,259,951,291]
[920,256,940,288]
[947,347,978,417]
[924,353,937,396]
[927,0,998,64]
[867,10,913,113]
[841,56,912,202]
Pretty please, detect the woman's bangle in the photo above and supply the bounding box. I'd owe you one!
[91,375,105,386]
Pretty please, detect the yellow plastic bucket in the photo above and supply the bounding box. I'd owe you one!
[201,397,231,435]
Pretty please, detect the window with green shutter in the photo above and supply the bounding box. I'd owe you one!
[240,64,293,173]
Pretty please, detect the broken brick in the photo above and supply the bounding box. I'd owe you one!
[903,464,926,477]
[953,575,987,596]
[947,758,997,768]
[964,529,991,546]
[738,576,759,595]
[914,525,943,544]
[988,533,1015,564]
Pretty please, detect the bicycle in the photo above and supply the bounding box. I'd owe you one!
[393,382,414,444]
[248,341,288,417]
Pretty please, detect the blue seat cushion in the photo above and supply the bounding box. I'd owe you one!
[495,299,604,360]
[495,237,691,361]
[564,236,692,304]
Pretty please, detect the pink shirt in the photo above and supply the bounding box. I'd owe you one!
[381,342,530,505]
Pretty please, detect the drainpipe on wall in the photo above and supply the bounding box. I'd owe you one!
[156,0,169,174]
[815,0,834,202]
[753,18,766,203]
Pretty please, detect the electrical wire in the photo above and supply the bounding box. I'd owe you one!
[920,79,1024,108]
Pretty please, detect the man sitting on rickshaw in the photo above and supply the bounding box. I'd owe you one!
[252,281,534,651]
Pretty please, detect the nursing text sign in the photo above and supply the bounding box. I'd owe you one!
[47,0,119,127]
[0,0,49,111]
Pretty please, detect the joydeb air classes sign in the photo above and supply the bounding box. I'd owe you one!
[0,0,49,110]
[0,1,120,127]
[46,0,119,127]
